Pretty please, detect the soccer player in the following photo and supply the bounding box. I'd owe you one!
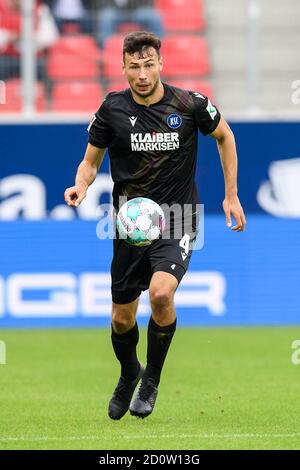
[64,31,246,420]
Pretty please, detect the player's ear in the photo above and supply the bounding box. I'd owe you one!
[159,55,163,72]
[122,61,125,75]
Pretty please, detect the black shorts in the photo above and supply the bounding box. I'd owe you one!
[111,232,197,304]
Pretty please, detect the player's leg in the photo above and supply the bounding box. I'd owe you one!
[111,298,141,380]
[147,271,178,381]
[130,270,179,418]
[130,229,196,418]
[109,297,145,420]
[108,237,150,420]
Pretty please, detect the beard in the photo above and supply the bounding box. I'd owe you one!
[131,77,160,99]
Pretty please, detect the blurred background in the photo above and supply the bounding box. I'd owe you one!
[0,0,299,328]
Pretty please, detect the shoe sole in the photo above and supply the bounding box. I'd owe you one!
[129,409,152,419]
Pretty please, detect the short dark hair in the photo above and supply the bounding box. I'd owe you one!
[123,31,161,60]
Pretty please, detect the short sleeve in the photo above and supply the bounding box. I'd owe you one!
[88,97,112,148]
[191,92,221,136]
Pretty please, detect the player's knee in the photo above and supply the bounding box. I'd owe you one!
[150,287,173,310]
[112,307,135,334]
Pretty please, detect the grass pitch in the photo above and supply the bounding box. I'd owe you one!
[0,327,300,450]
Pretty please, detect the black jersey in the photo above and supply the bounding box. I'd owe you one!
[88,83,221,210]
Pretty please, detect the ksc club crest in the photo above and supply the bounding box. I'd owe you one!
[167,114,182,129]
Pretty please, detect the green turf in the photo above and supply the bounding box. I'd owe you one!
[1,327,300,450]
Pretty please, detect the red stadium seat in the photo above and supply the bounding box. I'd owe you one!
[102,35,125,79]
[47,35,100,80]
[0,79,46,112]
[51,81,103,112]
[161,36,209,76]
[168,79,214,101]
[155,0,205,32]
[117,22,140,33]
[50,35,100,59]
[61,22,81,34]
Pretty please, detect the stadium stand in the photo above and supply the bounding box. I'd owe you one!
[3,0,300,114]
[102,34,126,79]
[95,0,164,47]
[51,81,103,111]
[0,0,214,113]
[47,35,100,80]
[155,0,205,32]
[205,0,300,113]
[0,79,46,112]
[161,36,210,77]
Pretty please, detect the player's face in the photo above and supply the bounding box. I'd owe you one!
[123,48,163,98]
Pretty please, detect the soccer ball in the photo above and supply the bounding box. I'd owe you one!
[116,197,165,246]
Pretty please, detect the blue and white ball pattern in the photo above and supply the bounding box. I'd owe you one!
[117,197,166,246]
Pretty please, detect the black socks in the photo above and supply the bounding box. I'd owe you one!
[111,323,140,380]
[145,316,177,386]
[111,317,177,385]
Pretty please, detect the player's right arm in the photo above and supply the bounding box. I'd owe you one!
[64,143,106,207]
[65,95,112,207]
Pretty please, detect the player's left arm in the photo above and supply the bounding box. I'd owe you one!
[210,117,246,232]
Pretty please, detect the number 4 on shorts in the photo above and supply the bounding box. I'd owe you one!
[179,233,190,258]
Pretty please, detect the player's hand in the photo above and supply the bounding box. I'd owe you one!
[223,195,246,232]
[64,185,87,207]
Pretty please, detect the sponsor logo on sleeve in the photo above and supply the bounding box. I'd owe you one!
[206,99,217,120]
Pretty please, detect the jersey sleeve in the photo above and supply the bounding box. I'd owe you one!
[88,97,112,148]
[191,92,221,136]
